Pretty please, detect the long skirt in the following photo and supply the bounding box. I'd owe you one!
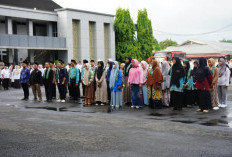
[123,76,131,103]
[210,87,218,107]
[198,90,211,110]
[85,82,95,104]
[170,91,183,110]
[2,78,9,89]
[142,84,149,105]
[162,88,170,107]
[218,85,228,105]
[193,90,199,106]
[110,91,122,106]
[148,86,163,109]
[183,89,194,107]
[14,79,20,88]
[131,84,143,107]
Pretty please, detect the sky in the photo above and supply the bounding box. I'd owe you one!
[54,0,232,44]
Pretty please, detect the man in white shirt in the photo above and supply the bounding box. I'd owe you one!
[1,64,10,90]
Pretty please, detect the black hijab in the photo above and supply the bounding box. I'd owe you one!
[183,60,190,83]
[97,61,104,80]
[191,60,199,82]
[170,57,185,88]
[195,57,210,82]
[124,56,132,76]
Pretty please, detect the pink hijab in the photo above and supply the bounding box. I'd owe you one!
[141,61,148,82]
[128,59,143,84]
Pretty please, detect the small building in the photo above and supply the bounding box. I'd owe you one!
[165,40,232,60]
[0,0,115,65]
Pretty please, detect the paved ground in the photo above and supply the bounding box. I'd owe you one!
[0,86,232,157]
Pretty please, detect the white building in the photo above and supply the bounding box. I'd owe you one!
[0,0,115,64]
[165,40,232,59]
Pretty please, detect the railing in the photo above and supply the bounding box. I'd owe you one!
[0,34,66,49]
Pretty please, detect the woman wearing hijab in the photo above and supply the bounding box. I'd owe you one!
[120,63,125,74]
[161,61,170,107]
[106,61,113,103]
[195,58,213,113]
[109,61,123,109]
[123,57,132,105]
[83,63,94,106]
[208,58,219,110]
[191,60,199,106]
[183,59,195,107]
[141,61,149,106]
[128,59,143,108]
[147,60,163,109]
[12,65,21,88]
[95,61,108,106]
[169,57,185,110]
[217,58,230,108]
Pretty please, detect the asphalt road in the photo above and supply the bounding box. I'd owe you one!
[0,86,232,157]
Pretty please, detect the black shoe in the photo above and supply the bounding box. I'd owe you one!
[24,98,29,101]
[21,98,26,100]
[47,100,52,102]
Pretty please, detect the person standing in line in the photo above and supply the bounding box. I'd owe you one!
[128,59,143,109]
[0,65,2,89]
[208,58,219,110]
[76,61,83,72]
[120,63,125,74]
[161,61,171,107]
[12,65,21,88]
[141,61,149,106]
[38,64,44,76]
[1,64,10,90]
[50,61,56,99]
[109,61,123,109]
[217,58,230,108]
[83,63,94,106]
[56,61,67,103]
[29,62,43,101]
[146,60,164,109]
[169,57,185,111]
[68,60,80,102]
[106,61,113,104]
[123,57,132,105]
[195,58,213,113]
[20,61,30,100]
[95,61,108,106]
[81,59,88,97]
[183,60,195,107]
[43,62,54,102]
[191,61,199,106]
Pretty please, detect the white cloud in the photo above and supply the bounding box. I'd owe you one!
[53,0,232,43]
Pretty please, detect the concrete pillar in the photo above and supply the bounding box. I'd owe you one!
[8,49,13,64]
[5,17,13,34]
[47,22,53,37]
[27,20,33,36]
[95,22,104,61]
[80,20,89,61]
[28,50,34,63]
[109,23,116,60]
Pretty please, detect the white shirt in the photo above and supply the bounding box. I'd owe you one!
[13,69,21,80]
[1,68,10,79]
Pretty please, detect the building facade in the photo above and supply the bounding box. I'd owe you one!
[0,0,115,64]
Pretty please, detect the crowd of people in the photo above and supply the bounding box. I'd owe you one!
[0,56,231,113]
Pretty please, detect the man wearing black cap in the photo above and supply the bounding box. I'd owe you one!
[43,61,54,102]
[50,61,56,99]
[20,60,30,100]
[29,62,43,101]
[55,61,67,102]
[68,59,80,102]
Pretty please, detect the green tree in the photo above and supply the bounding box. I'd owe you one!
[114,8,135,62]
[159,39,178,50]
[136,9,155,60]
[220,39,232,43]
